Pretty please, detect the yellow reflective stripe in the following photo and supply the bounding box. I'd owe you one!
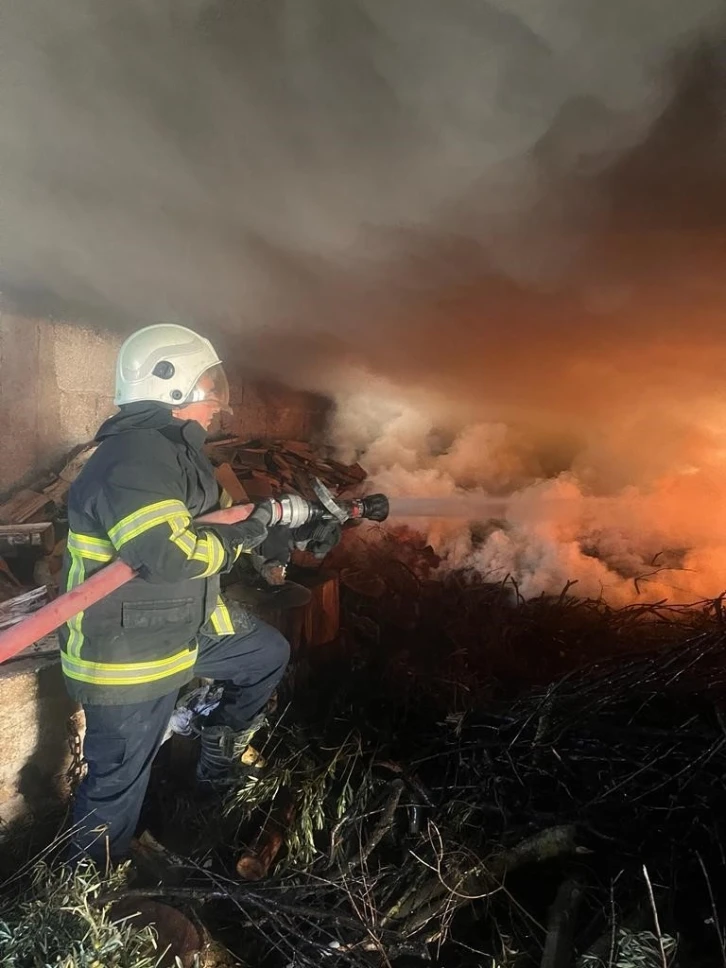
[220,489,233,509]
[168,514,225,579]
[191,533,225,578]
[210,597,234,635]
[108,499,190,549]
[169,518,197,559]
[65,548,86,659]
[171,531,196,557]
[61,645,198,686]
[67,531,115,563]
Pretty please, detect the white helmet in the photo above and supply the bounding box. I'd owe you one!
[115,323,229,410]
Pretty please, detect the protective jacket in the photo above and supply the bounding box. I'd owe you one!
[59,404,263,706]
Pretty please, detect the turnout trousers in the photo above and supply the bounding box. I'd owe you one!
[70,620,289,864]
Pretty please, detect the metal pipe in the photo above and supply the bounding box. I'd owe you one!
[0,503,255,664]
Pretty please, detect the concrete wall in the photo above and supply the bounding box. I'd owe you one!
[0,315,121,493]
[223,379,330,443]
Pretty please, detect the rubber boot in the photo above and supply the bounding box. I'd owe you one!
[196,713,266,787]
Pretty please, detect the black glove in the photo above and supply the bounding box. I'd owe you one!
[256,525,294,566]
[204,517,268,561]
[259,560,287,586]
[293,520,342,559]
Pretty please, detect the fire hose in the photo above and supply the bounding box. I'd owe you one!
[0,481,389,665]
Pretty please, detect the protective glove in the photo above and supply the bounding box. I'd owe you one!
[293,519,342,559]
[259,560,287,586]
[202,517,269,561]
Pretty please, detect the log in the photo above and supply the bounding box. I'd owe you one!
[109,899,204,968]
[236,793,296,881]
[385,825,580,939]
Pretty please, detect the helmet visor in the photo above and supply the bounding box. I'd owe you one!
[186,363,231,413]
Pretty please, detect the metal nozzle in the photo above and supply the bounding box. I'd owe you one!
[344,493,389,523]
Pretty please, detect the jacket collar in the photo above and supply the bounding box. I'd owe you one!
[96,403,207,450]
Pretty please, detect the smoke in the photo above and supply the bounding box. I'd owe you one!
[329,388,726,604]
[2,1,726,602]
[0,1,721,334]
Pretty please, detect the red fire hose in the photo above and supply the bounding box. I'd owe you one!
[0,504,255,664]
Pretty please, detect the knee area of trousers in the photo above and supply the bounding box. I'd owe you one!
[270,629,291,669]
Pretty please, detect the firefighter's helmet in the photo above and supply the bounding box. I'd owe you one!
[114,323,229,411]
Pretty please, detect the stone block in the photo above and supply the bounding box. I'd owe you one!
[0,652,77,832]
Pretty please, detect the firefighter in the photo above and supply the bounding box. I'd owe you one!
[61,323,307,864]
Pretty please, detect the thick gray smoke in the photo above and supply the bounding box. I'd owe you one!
[0,0,721,355]
[3,1,726,604]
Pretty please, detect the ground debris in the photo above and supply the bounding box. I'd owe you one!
[90,615,726,967]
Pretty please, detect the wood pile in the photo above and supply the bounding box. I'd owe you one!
[205,437,366,501]
[0,445,97,526]
[0,445,96,625]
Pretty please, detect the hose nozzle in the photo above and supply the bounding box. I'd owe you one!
[342,493,389,523]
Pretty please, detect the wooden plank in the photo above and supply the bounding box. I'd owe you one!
[298,572,340,647]
[0,585,50,629]
[281,441,314,459]
[0,489,51,524]
[0,522,55,553]
[41,444,98,506]
[235,451,269,470]
[214,463,250,504]
[250,469,278,484]
[241,477,274,499]
[56,444,97,484]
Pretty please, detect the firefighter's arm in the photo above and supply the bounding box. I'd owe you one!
[93,456,268,583]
